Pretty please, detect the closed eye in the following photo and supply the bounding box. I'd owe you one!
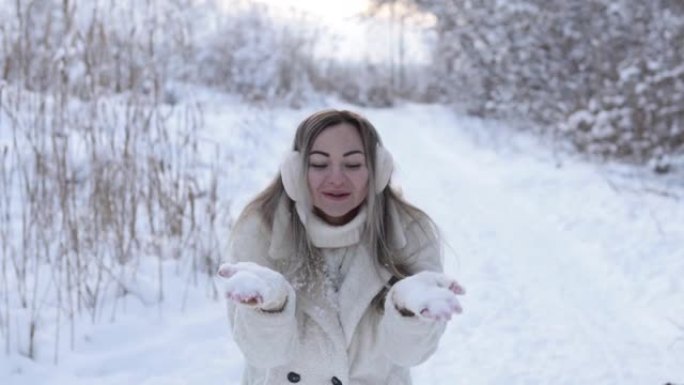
[345,164,362,169]
[309,164,327,169]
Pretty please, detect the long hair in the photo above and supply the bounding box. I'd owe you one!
[239,109,439,304]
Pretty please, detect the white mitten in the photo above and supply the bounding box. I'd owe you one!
[216,262,290,312]
[391,271,465,321]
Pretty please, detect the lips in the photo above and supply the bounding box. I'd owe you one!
[322,191,351,201]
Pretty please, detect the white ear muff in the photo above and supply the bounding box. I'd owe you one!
[375,145,394,193]
[280,151,305,202]
[280,151,312,224]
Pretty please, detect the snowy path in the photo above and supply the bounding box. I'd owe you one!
[373,105,684,384]
[3,103,683,385]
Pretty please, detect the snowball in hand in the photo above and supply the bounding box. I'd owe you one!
[216,262,289,310]
[392,271,465,321]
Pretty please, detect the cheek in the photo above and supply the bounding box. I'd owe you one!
[307,170,322,192]
[353,170,370,194]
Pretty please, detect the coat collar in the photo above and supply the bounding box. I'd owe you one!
[306,206,367,248]
[267,195,407,261]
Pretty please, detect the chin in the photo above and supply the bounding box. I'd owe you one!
[314,202,362,225]
[321,207,352,218]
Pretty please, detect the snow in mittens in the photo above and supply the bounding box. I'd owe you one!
[391,272,464,320]
[218,262,289,309]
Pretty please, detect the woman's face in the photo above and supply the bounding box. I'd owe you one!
[307,123,370,225]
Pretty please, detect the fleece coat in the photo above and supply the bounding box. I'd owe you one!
[226,195,446,385]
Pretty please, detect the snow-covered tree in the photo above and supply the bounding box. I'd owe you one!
[371,0,684,164]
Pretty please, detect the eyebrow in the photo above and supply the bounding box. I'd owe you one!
[310,150,365,157]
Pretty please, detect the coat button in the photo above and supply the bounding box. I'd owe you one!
[287,372,301,383]
[331,376,343,385]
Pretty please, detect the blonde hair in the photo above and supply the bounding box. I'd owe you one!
[239,109,439,305]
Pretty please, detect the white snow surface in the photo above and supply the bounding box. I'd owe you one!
[2,98,684,385]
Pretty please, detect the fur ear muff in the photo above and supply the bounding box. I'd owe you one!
[280,151,305,202]
[375,145,394,193]
[280,151,312,224]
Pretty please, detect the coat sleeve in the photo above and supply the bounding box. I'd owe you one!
[378,215,448,367]
[225,213,298,368]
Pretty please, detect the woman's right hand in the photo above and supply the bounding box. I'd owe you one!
[216,262,290,312]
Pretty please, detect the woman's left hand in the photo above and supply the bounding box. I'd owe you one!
[391,271,466,321]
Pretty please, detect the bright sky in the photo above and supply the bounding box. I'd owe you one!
[220,0,431,63]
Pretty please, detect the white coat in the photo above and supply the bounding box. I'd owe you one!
[226,195,446,385]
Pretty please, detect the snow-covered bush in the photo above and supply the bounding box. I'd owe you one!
[0,84,228,361]
[0,0,220,361]
[563,61,684,163]
[0,0,326,106]
[196,1,321,107]
[318,61,395,107]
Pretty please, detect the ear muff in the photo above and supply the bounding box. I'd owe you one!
[280,151,305,202]
[374,144,394,194]
[280,151,312,224]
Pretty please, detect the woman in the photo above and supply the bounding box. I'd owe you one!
[217,109,465,385]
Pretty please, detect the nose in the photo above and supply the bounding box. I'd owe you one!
[326,165,346,186]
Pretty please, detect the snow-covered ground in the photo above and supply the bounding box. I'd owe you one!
[2,99,683,385]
